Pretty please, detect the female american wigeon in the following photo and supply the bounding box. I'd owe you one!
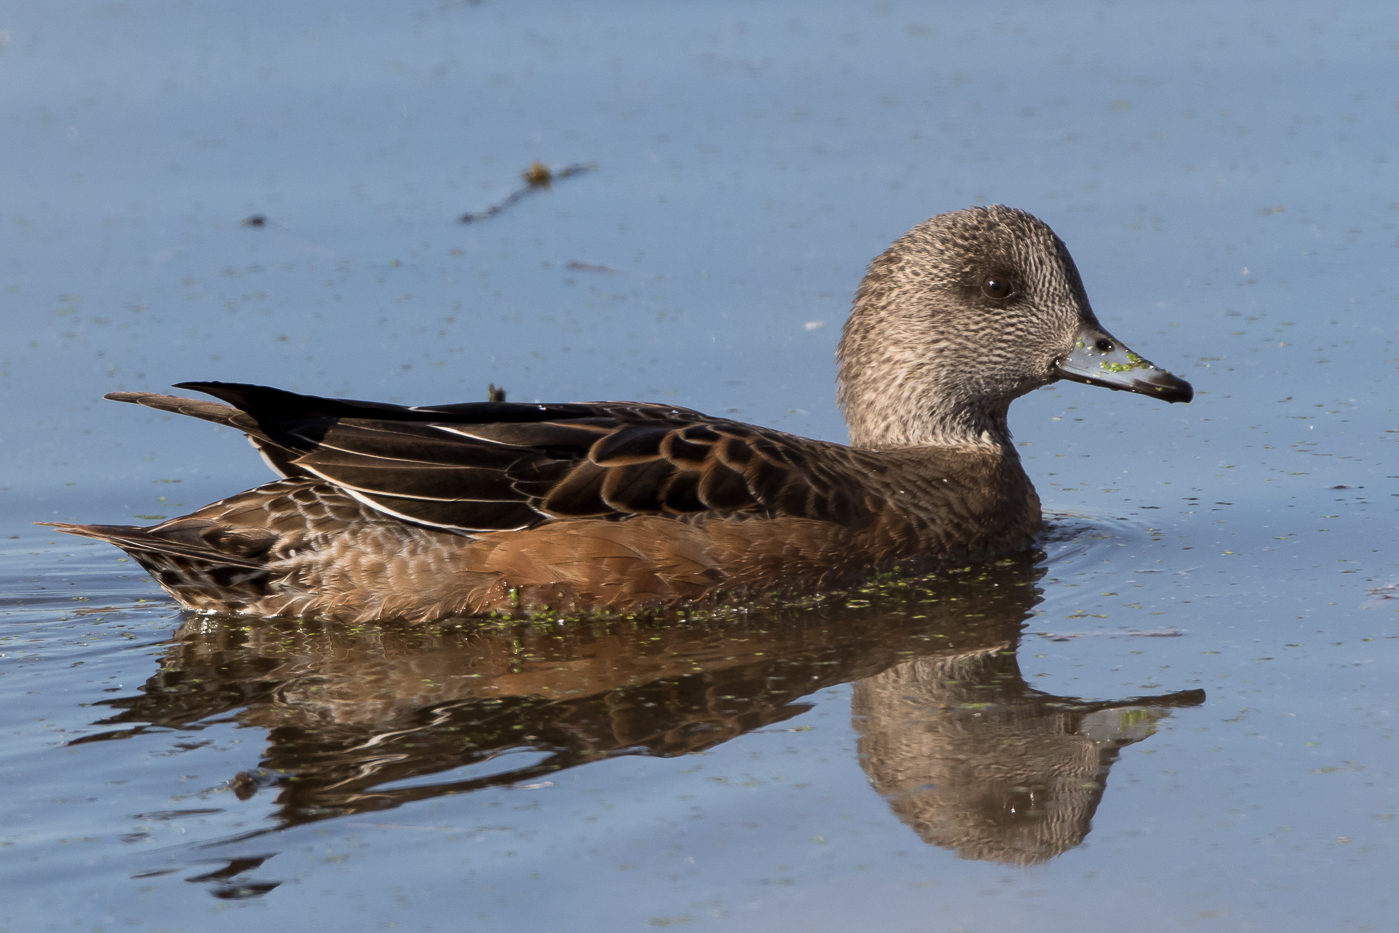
[48,206,1191,622]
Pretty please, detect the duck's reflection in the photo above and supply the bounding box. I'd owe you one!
[75,554,1202,889]
[854,648,1199,864]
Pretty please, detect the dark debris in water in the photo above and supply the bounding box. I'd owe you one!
[1039,629,1189,642]
[187,855,281,898]
[566,260,619,274]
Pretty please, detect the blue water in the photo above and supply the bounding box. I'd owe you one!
[4,2,1398,930]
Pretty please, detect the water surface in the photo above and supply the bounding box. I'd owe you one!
[4,2,1397,930]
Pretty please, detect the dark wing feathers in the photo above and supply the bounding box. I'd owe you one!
[589,424,666,465]
[114,382,876,534]
[658,429,714,468]
[351,491,543,531]
[300,455,523,501]
[697,459,758,511]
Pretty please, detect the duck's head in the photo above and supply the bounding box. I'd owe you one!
[837,205,1192,449]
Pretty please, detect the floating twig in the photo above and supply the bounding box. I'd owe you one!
[458,161,594,223]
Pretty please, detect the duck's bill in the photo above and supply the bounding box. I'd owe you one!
[1055,325,1193,403]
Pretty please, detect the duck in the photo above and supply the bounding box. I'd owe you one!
[45,205,1192,622]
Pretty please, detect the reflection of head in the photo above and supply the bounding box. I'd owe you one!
[853,650,1200,864]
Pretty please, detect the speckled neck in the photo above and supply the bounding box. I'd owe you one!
[837,371,1016,451]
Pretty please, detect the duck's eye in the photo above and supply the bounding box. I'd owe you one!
[981,276,1015,301]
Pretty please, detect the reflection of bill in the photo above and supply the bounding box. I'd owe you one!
[854,647,1204,865]
[72,554,1201,894]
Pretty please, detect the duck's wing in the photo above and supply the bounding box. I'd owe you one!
[111,382,874,534]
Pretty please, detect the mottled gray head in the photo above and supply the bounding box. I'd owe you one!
[837,205,1190,449]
